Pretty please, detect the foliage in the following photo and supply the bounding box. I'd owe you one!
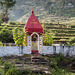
[23,54,31,57]
[6,67,18,75]
[0,18,3,25]
[42,24,54,46]
[12,69,44,75]
[4,62,12,73]
[0,55,74,75]
[0,41,3,46]
[42,24,47,32]
[57,53,64,62]
[0,60,43,75]
[0,0,16,23]
[0,60,44,75]
[8,21,16,25]
[8,0,75,22]
[0,26,13,43]
[48,53,75,75]
[50,53,64,67]
[0,68,5,75]
[0,22,75,45]
[45,0,75,17]
[0,0,16,14]
[67,37,75,46]
[50,67,69,75]
[13,27,27,46]
[0,58,4,65]
[43,31,54,46]
[50,53,70,75]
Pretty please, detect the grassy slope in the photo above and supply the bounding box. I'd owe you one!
[10,0,75,23]
[0,22,75,44]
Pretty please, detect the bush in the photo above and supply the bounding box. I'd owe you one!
[9,21,16,25]
[0,68,5,75]
[4,62,12,73]
[50,53,70,75]
[0,26,14,43]
[0,19,3,25]
[67,37,75,46]
[4,62,19,75]
[50,67,69,75]
[0,58,4,65]
[0,41,3,46]
[57,53,64,62]
[6,67,18,75]
[17,69,43,75]
[13,27,27,46]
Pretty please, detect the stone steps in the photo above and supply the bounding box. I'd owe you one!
[15,64,52,75]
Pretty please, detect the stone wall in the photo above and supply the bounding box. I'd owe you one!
[42,46,75,57]
[0,46,75,57]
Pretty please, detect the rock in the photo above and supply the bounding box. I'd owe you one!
[43,71,52,75]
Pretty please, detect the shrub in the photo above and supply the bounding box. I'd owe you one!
[0,58,4,65]
[4,62,12,73]
[13,27,27,46]
[0,26,13,43]
[0,68,5,75]
[0,41,3,46]
[6,67,18,75]
[67,37,75,46]
[42,24,54,46]
[17,69,43,75]
[0,19,3,25]
[9,21,16,25]
[4,62,19,75]
[50,67,69,75]
[57,53,64,62]
[50,53,70,75]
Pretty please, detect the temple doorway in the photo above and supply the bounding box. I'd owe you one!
[31,34,38,50]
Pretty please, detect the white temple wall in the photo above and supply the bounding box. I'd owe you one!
[0,46,75,57]
[27,36,31,52]
[39,35,43,53]
[27,32,42,52]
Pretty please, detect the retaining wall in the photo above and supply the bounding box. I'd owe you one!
[0,46,75,57]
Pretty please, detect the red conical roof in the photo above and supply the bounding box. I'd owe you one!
[25,10,43,33]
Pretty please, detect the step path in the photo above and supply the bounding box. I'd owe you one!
[3,55,52,75]
[15,64,52,75]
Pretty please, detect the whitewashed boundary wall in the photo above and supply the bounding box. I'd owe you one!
[0,46,75,57]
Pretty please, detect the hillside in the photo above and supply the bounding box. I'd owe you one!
[9,0,75,23]
[0,22,75,44]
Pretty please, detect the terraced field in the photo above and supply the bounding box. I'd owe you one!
[44,23,75,44]
[0,22,75,44]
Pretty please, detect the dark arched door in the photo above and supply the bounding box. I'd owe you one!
[31,34,38,50]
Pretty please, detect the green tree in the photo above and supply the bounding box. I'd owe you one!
[42,24,54,46]
[0,26,13,43]
[0,0,16,15]
[13,27,27,54]
[0,0,16,22]
[43,30,54,46]
[13,27,27,46]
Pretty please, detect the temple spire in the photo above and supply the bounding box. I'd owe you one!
[32,8,34,14]
[25,10,43,33]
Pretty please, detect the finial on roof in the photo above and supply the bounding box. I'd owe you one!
[32,8,34,13]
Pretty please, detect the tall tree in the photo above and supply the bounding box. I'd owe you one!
[13,27,27,54]
[0,0,16,22]
[42,24,54,46]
